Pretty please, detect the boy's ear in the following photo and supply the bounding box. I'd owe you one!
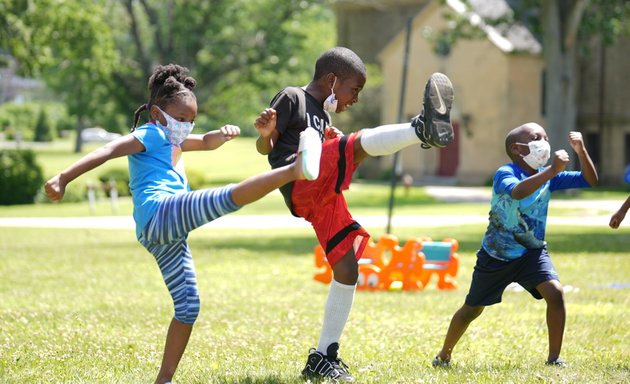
[508,143,522,159]
[325,72,336,87]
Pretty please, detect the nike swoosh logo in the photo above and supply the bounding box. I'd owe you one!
[433,81,448,115]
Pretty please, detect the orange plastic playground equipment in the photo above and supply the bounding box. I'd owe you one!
[313,234,460,291]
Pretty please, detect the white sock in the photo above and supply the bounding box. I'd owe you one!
[359,123,420,156]
[317,280,356,355]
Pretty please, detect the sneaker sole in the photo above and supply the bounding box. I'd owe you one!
[298,127,322,180]
[423,73,454,148]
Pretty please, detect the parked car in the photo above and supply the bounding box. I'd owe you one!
[81,127,122,143]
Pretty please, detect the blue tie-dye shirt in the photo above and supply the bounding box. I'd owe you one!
[481,163,590,260]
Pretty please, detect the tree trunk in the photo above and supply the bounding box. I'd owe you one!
[74,115,84,153]
[543,0,586,170]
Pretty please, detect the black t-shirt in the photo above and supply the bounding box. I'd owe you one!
[267,87,329,214]
[268,86,328,169]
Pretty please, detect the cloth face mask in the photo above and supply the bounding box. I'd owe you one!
[156,107,194,146]
[323,76,338,113]
[519,140,551,169]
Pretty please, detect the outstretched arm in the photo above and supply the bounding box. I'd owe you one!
[181,125,240,151]
[609,195,630,229]
[511,149,569,200]
[569,131,598,186]
[255,108,279,155]
[44,135,144,202]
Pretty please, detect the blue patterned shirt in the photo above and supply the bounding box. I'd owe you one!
[481,163,590,260]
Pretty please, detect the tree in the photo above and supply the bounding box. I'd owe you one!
[1,0,335,149]
[1,0,119,152]
[33,108,53,142]
[107,0,334,135]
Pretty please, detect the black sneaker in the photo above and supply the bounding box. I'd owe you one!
[301,343,354,382]
[411,72,454,149]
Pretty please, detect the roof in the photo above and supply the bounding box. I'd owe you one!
[447,0,542,54]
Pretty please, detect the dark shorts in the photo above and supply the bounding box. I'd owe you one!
[465,247,560,306]
[291,132,370,266]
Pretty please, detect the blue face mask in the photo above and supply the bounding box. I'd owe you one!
[155,106,194,145]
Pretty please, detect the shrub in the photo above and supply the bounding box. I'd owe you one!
[98,168,130,197]
[0,150,44,205]
[186,169,207,191]
[34,109,55,142]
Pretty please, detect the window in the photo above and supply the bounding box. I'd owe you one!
[585,132,600,168]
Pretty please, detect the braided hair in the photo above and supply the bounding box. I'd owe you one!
[132,64,197,130]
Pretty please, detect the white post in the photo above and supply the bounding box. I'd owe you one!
[86,180,96,214]
[109,178,119,215]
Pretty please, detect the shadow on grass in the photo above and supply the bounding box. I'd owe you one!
[188,226,629,258]
[190,235,315,258]
[546,229,627,254]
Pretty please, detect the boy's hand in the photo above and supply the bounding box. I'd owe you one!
[609,210,626,229]
[325,126,344,140]
[219,124,240,141]
[550,149,570,174]
[44,175,65,202]
[255,108,277,138]
[568,131,586,154]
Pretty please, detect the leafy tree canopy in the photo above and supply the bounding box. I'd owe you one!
[1,0,336,140]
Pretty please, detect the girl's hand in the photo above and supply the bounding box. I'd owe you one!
[325,126,343,140]
[220,124,241,141]
[44,174,66,202]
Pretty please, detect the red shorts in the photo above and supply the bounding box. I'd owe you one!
[291,132,370,266]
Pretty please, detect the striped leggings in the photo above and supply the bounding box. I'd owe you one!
[138,185,240,324]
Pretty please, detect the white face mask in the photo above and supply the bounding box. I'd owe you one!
[323,76,338,113]
[155,106,194,145]
[518,140,550,169]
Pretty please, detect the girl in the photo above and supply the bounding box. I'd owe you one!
[45,63,315,384]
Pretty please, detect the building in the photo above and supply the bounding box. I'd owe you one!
[335,0,630,186]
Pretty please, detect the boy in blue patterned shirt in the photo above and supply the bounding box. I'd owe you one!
[432,122,598,368]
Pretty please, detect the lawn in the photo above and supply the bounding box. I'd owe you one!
[0,222,628,383]
[5,136,628,219]
[1,137,629,382]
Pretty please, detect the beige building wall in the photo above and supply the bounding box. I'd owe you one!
[334,0,430,63]
[578,35,630,185]
[377,2,544,184]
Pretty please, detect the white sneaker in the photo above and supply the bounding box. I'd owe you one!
[298,127,322,180]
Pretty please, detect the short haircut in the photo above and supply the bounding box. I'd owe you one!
[313,47,366,81]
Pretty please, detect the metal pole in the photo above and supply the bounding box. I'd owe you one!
[385,16,413,234]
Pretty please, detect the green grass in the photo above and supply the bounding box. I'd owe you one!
[2,137,629,382]
[6,136,627,219]
[0,223,628,383]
